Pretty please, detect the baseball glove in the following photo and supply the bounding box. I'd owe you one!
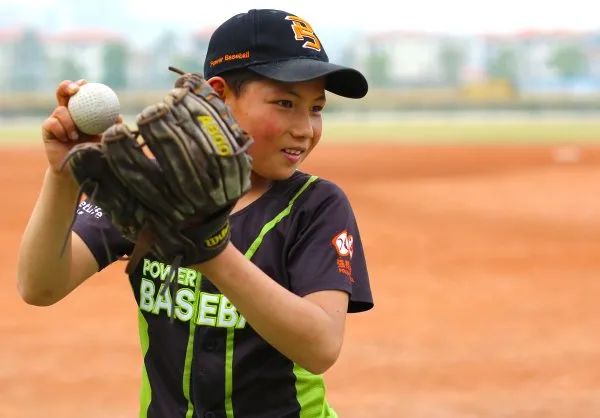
[63,67,253,275]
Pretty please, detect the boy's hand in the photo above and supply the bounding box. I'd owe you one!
[42,80,121,175]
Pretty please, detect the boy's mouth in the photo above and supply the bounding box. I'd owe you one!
[281,148,305,162]
[282,148,304,156]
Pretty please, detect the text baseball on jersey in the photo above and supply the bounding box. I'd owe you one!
[138,258,247,328]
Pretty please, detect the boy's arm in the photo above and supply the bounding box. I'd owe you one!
[17,80,101,306]
[197,243,349,375]
[17,169,99,306]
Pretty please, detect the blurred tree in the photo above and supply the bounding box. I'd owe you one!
[548,44,589,78]
[365,49,392,87]
[149,31,178,88]
[487,47,518,82]
[102,42,128,89]
[439,43,465,86]
[10,28,45,91]
[171,54,202,74]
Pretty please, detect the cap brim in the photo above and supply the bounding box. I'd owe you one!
[248,59,368,99]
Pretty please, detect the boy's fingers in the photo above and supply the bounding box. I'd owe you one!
[42,106,81,142]
[54,106,79,141]
[55,80,80,107]
[42,115,69,143]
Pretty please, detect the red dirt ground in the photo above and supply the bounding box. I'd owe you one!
[2,143,600,417]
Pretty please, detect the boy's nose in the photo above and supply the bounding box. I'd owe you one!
[289,112,314,140]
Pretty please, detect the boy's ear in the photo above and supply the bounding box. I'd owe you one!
[207,77,229,100]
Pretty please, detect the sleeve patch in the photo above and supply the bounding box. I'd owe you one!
[331,230,354,259]
[332,230,355,284]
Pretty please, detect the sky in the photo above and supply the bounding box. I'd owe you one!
[2,0,599,49]
[3,0,599,32]
[122,0,600,34]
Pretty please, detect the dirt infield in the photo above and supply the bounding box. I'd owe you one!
[2,143,600,417]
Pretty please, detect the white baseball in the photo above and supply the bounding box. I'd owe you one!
[68,83,120,135]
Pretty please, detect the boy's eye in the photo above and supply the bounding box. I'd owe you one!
[276,100,293,108]
[274,100,324,112]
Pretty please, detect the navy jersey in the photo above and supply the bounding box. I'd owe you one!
[73,171,373,418]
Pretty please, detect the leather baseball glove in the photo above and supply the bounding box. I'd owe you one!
[63,67,253,275]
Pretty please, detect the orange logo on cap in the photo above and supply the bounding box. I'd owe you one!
[285,15,321,51]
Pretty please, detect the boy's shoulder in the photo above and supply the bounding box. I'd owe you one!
[266,172,356,225]
[273,170,348,204]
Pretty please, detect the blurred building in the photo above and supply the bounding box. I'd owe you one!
[355,28,600,97]
[1,22,600,99]
[44,29,127,89]
[0,28,23,90]
[0,27,46,91]
[482,30,600,95]
[355,31,467,87]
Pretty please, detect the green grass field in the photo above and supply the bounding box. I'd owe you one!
[322,119,600,144]
[2,118,600,146]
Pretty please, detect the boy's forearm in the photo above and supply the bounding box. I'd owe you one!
[17,168,80,304]
[196,243,345,374]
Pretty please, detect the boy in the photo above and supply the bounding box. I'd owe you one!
[17,9,373,418]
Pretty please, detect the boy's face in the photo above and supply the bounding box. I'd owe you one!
[224,77,326,181]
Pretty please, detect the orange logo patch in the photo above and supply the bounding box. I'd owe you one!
[285,15,322,51]
[332,230,354,259]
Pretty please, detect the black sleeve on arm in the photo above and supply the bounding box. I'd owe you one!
[286,181,373,313]
[71,200,134,270]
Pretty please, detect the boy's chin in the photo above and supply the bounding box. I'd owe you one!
[253,167,297,181]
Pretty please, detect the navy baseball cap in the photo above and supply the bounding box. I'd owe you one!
[203,9,368,99]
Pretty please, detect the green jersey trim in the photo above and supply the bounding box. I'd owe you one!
[244,175,319,259]
[139,174,320,418]
[224,328,235,417]
[184,274,203,418]
[293,364,338,418]
[223,175,319,418]
[138,310,152,418]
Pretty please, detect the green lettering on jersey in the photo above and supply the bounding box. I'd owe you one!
[216,295,238,328]
[196,292,219,326]
[139,279,155,313]
[174,288,195,322]
[152,284,173,316]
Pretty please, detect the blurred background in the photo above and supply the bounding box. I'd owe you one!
[1,0,600,118]
[3,1,600,417]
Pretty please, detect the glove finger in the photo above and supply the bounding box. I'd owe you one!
[170,75,253,158]
[190,81,252,152]
[102,123,189,222]
[185,81,254,201]
[136,98,223,213]
[215,153,253,201]
[180,92,254,204]
[173,71,204,89]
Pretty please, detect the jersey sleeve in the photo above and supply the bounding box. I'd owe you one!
[286,180,373,313]
[71,200,134,270]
